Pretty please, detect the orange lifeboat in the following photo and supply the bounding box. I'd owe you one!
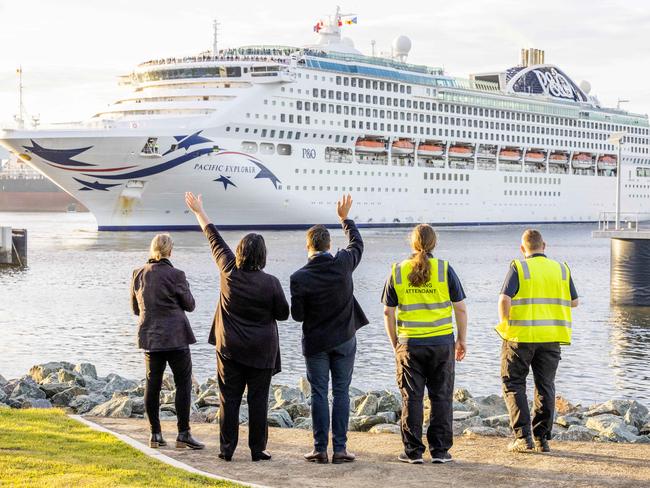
[391,139,415,155]
[598,155,617,170]
[549,153,568,165]
[417,144,444,157]
[355,139,386,154]
[572,153,593,169]
[525,151,545,162]
[499,149,521,162]
[449,146,473,158]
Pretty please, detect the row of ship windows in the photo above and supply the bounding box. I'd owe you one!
[505,190,561,197]
[424,188,470,195]
[629,194,650,199]
[278,185,409,193]
[624,184,650,189]
[294,168,407,178]
[505,176,562,185]
[424,173,470,182]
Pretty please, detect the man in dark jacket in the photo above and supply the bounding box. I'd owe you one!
[290,194,368,464]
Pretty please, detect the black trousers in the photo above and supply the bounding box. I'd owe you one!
[395,342,455,458]
[217,352,273,457]
[144,348,193,434]
[501,341,561,440]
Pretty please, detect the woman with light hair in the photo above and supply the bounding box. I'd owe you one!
[130,233,204,450]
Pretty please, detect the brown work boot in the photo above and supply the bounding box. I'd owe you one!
[304,449,329,464]
[507,436,534,453]
[332,450,356,464]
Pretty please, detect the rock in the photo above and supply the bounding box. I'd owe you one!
[102,375,137,397]
[453,401,469,412]
[29,362,73,383]
[349,386,365,397]
[623,401,649,429]
[273,386,303,406]
[0,389,7,404]
[453,415,484,436]
[203,407,219,423]
[556,415,583,428]
[69,394,105,414]
[294,417,313,430]
[267,408,293,428]
[377,391,401,413]
[160,403,176,414]
[355,394,379,416]
[369,423,401,434]
[161,373,175,391]
[285,402,311,420]
[640,419,650,436]
[57,370,85,387]
[40,373,61,385]
[21,398,53,409]
[586,414,639,443]
[585,400,634,418]
[190,410,210,423]
[10,378,46,400]
[239,405,249,424]
[39,382,74,398]
[553,425,597,442]
[483,414,510,428]
[73,363,97,379]
[51,386,88,406]
[632,435,650,444]
[159,411,177,421]
[298,377,311,398]
[349,415,385,432]
[555,395,581,415]
[0,374,7,387]
[196,389,219,408]
[453,387,472,403]
[453,411,475,421]
[123,385,145,398]
[131,397,145,415]
[463,426,506,437]
[377,411,397,424]
[160,390,175,404]
[465,394,508,418]
[87,397,133,418]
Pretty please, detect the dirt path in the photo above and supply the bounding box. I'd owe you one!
[92,417,650,488]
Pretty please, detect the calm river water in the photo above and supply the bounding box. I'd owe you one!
[1,212,649,404]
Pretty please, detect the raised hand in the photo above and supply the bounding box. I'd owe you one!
[336,194,353,221]
[185,192,203,214]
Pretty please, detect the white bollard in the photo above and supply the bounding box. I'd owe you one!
[0,227,12,264]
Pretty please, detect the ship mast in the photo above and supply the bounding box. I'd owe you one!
[212,19,220,55]
[15,66,25,129]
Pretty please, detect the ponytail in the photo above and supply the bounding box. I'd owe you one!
[407,224,437,287]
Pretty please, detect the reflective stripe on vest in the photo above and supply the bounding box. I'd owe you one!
[392,258,453,342]
[495,256,572,345]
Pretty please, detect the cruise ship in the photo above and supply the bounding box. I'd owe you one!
[1,8,649,230]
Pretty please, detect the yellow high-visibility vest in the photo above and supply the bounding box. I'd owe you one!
[392,258,454,343]
[496,256,572,344]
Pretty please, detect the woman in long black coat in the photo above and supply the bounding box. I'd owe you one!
[131,233,204,450]
[185,192,289,462]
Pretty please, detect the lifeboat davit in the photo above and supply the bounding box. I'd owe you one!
[572,153,593,169]
[449,146,473,158]
[499,149,521,162]
[598,155,617,170]
[525,151,545,162]
[417,144,444,157]
[355,139,386,154]
[549,153,569,165]
[391,139,415,155]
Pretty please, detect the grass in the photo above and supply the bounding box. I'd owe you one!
[0,408,241,488]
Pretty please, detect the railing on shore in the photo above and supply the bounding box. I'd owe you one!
[597,212,650,232]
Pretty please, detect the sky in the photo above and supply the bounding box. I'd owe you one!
[0,0,649,128]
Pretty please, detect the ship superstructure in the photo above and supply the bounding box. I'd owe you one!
[1,8,649,229]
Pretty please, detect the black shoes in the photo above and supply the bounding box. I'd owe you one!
[149,432,167,448]
[398,452,424,464]
[304,449,329,464]
[252,450,272,462]
[218,453,233,462]
[507,436,534,453]
[431,451,453,464]
[534,437,551,453]
[176,430,205,450]
[332,450,356,464]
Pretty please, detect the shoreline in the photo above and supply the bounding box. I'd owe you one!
[2,360,649,445]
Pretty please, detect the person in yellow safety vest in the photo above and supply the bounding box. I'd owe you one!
[382,224,468,465]
[497,229,579,454]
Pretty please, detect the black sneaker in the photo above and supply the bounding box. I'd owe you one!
[431,452,453,464]
[534,437,550,453]
[507,437,534,453]
[398,452,423,464]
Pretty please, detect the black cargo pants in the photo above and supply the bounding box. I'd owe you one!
[501,341,561,440]
[395,342,455,458]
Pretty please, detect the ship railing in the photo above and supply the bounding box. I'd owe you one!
[598,212,650,232]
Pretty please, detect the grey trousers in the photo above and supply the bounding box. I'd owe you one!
[501,341,561,440]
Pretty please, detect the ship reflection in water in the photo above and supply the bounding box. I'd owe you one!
[609,307,650,400]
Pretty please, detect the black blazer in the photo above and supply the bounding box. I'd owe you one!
[204,224,289,372]
[290,219,368,356]
[131,259,197,351]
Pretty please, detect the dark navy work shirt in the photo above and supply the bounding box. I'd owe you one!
[500,253,578,299]
[381,257,466,346]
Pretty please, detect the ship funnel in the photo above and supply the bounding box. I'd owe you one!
[521,47,545,67]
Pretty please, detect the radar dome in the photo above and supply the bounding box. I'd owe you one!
[579,80,592,94]
[392,35,412,58]
[341,37,355,49]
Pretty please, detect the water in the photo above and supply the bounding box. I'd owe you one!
[1,212,649,404]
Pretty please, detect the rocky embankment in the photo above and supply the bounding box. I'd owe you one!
[2,361,649,444]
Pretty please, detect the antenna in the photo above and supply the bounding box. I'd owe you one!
[14,66,25,129]
[371,40,376,57]
[617,98,630,110]
[212,19,220,55]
